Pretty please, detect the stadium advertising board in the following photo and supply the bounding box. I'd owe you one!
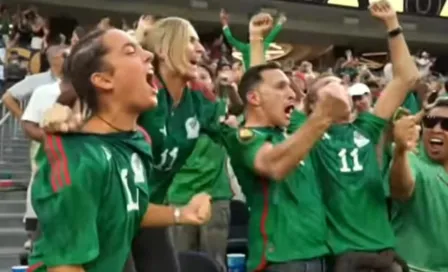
[277,0,448,18]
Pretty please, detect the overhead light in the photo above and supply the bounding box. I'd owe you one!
[190,0,208,9]
[402,22,417,31]
[343,16,359,25]
[232,43,292,61]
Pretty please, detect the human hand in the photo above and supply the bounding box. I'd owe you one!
[393,111,423,152]
[220,9,229,26]
[314,82,351,123]
[249,13,273,37]
[180,193,212,225]
[41,104,83,133]
[369,0,399,30]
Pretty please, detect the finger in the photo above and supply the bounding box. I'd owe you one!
[412,110,425,123]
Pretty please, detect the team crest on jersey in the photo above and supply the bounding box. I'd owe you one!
[353,131,370,148]
[185,116,200,139]
[238,128,254,143]
[131,153,145,183]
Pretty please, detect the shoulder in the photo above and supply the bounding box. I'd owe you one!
[33,81,60,96]
[42,133,109,170]
[136,126,152,145]
[188,80,216,102]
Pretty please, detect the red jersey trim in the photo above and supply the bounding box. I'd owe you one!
[27,262,44,272]
[44,134,72,192]
[254,178,270,271]
[137,126,152,145]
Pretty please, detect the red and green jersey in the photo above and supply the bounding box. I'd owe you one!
[311,112,395,254]
[391,146,448,271]
[224,112,329,271]
[28,130,152,272]
[138,78,225,204]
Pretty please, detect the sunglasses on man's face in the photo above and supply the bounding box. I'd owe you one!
[422,116,448,131]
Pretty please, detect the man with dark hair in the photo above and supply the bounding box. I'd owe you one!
[223,62,350,272]
[389,98,448,271]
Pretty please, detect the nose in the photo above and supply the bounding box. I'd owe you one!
[433,122,443,132]
[196,41,205,55]
[142,49,154,64]
[287,85,296,101]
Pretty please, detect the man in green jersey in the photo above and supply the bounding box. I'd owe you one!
[389,99,448,271]
[28,28,212,272]
[302,1,419,270]
[224,62,351,272]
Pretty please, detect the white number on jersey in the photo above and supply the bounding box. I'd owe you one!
[154,147,179,171]
[120,169,139,212]
[338,148,363,173]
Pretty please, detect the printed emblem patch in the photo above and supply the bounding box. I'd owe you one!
[238,128,254,143]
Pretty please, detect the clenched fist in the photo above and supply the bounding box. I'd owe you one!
[249,13,273,37]
[314,81,351,123]
[180,193,212,225]
[41,103,83,133]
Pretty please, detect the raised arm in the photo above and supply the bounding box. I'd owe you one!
[264,13,286,45]
[389,112,423,200]
[249,13,273,67]
[253,82,350,180]
[220,9,248,52]
[372,0,419,120]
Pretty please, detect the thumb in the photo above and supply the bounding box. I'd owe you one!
[412,110,425,124]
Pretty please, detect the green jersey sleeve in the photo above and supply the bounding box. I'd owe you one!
[353,112,388,144]
[32,134,106,267]
[226,128,268,172]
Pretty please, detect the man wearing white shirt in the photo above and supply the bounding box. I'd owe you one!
[20,80,61,249]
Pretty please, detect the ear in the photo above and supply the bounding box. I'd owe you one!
[246,90,260,106]
[90,71,113,92]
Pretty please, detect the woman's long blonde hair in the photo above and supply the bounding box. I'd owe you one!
[143,17,195,75]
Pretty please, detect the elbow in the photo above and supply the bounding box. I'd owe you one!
[398,73,419,90]
[268,165,290,181]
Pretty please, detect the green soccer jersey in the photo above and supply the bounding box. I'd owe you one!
[138,78,225,204]
[225,120,329,271]
[167,133,233,205]
[312,112,395,254]
[28,131,152,271]
[391,148,448,271]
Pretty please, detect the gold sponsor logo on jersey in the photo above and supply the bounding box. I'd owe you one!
[238,128,254,142]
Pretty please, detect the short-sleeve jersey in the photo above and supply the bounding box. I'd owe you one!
[225,120,329,271]
[28,130,152,271]
[312,112,394,254]
[392,147,448,271]
[138,78,225,203]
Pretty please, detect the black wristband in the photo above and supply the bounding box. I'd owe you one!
[388,27,403,38]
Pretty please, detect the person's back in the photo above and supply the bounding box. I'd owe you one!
[29,131,152,271]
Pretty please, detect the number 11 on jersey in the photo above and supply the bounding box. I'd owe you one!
[338,148,363,173]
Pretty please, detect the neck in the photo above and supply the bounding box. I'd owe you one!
[50,66,61,79]
[294,100,304,112]
[244,108,277,128]
[82,109,138,134]
[159,65,187,106]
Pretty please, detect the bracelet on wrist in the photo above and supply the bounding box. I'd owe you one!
[387,27,403,38]
[173,207,181,225]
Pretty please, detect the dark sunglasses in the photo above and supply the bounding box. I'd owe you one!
[422,116,448,131]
